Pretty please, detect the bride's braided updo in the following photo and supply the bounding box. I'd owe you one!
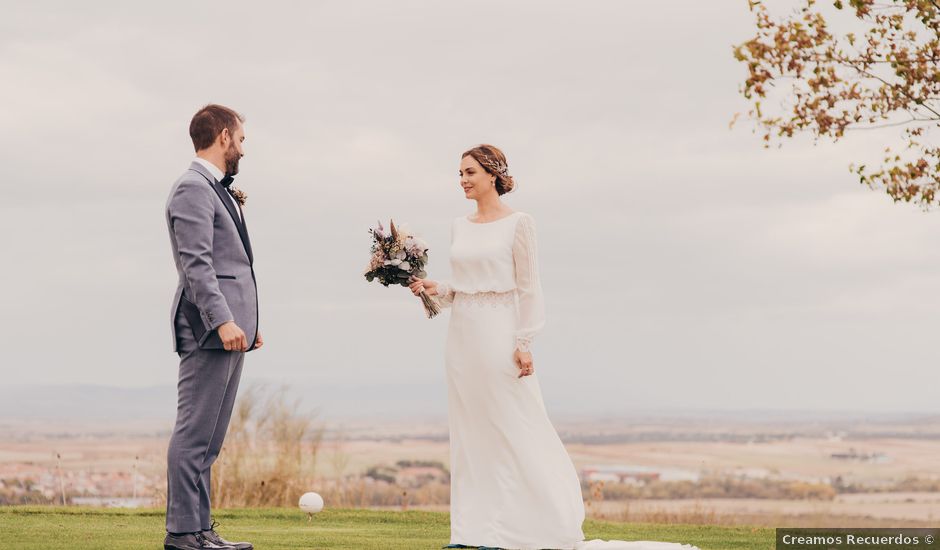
[462,144,515,195]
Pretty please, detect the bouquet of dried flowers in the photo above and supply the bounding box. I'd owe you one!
[365,219,440,318]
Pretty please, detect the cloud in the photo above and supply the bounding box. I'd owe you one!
[1,1,936,412]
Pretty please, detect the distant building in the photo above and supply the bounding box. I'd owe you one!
[830,448,889,463]
[580,465,698,484]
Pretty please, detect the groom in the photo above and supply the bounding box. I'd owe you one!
[164,104,262,550]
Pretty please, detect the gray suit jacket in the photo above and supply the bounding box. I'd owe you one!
[166,161,259,352]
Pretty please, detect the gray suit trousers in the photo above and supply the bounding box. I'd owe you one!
[166,310,244,533]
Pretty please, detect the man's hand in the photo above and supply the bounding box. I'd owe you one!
[255,330,264,350]
[217,321,248,352]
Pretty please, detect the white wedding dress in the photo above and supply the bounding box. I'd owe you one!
[435,212,698,550]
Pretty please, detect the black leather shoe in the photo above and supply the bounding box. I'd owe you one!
[164,531,235,550]
[202,521,253,550]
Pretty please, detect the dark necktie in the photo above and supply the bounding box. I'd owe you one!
[219,175,234,188]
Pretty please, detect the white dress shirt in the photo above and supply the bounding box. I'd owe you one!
[194,157,242,221]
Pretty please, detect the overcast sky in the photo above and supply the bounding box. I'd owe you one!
[1,1,938,416]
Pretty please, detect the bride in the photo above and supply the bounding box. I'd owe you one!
[408,145,698,550]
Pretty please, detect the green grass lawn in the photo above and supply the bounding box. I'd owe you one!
[0,507,773,550]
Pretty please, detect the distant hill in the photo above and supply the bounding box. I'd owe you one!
[0,384,177,422]
[1,382,934,437]
[0,379,448,424]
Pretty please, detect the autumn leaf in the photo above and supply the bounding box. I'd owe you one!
[735,0,940,207]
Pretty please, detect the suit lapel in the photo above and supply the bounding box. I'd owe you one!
[189,162,254,265]
[236,204,254,264]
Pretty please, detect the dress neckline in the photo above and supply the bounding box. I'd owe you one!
[464,211,520,225]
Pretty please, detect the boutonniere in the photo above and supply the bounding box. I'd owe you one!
[229,187,248,206]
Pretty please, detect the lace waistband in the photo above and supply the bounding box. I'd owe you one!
[453,290,515,307]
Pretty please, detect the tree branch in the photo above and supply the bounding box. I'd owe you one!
[833,55,940,119]
[844,118,937,130]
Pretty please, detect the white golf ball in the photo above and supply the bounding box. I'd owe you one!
[299,492,324,514]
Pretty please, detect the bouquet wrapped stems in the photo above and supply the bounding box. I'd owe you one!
[418,289,441,319]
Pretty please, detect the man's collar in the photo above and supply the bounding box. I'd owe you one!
[194,157,224,182]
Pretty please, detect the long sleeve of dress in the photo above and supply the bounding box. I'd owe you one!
[512,214,545,352]
[436,281,456,308]
[436,219,457,309]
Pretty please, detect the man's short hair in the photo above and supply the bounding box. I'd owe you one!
[189,104,245,152]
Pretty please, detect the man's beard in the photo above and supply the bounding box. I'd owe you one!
[224,143,241,176]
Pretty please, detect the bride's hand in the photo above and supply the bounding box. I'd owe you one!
[514,350,534,378]
[408,277,438,296]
